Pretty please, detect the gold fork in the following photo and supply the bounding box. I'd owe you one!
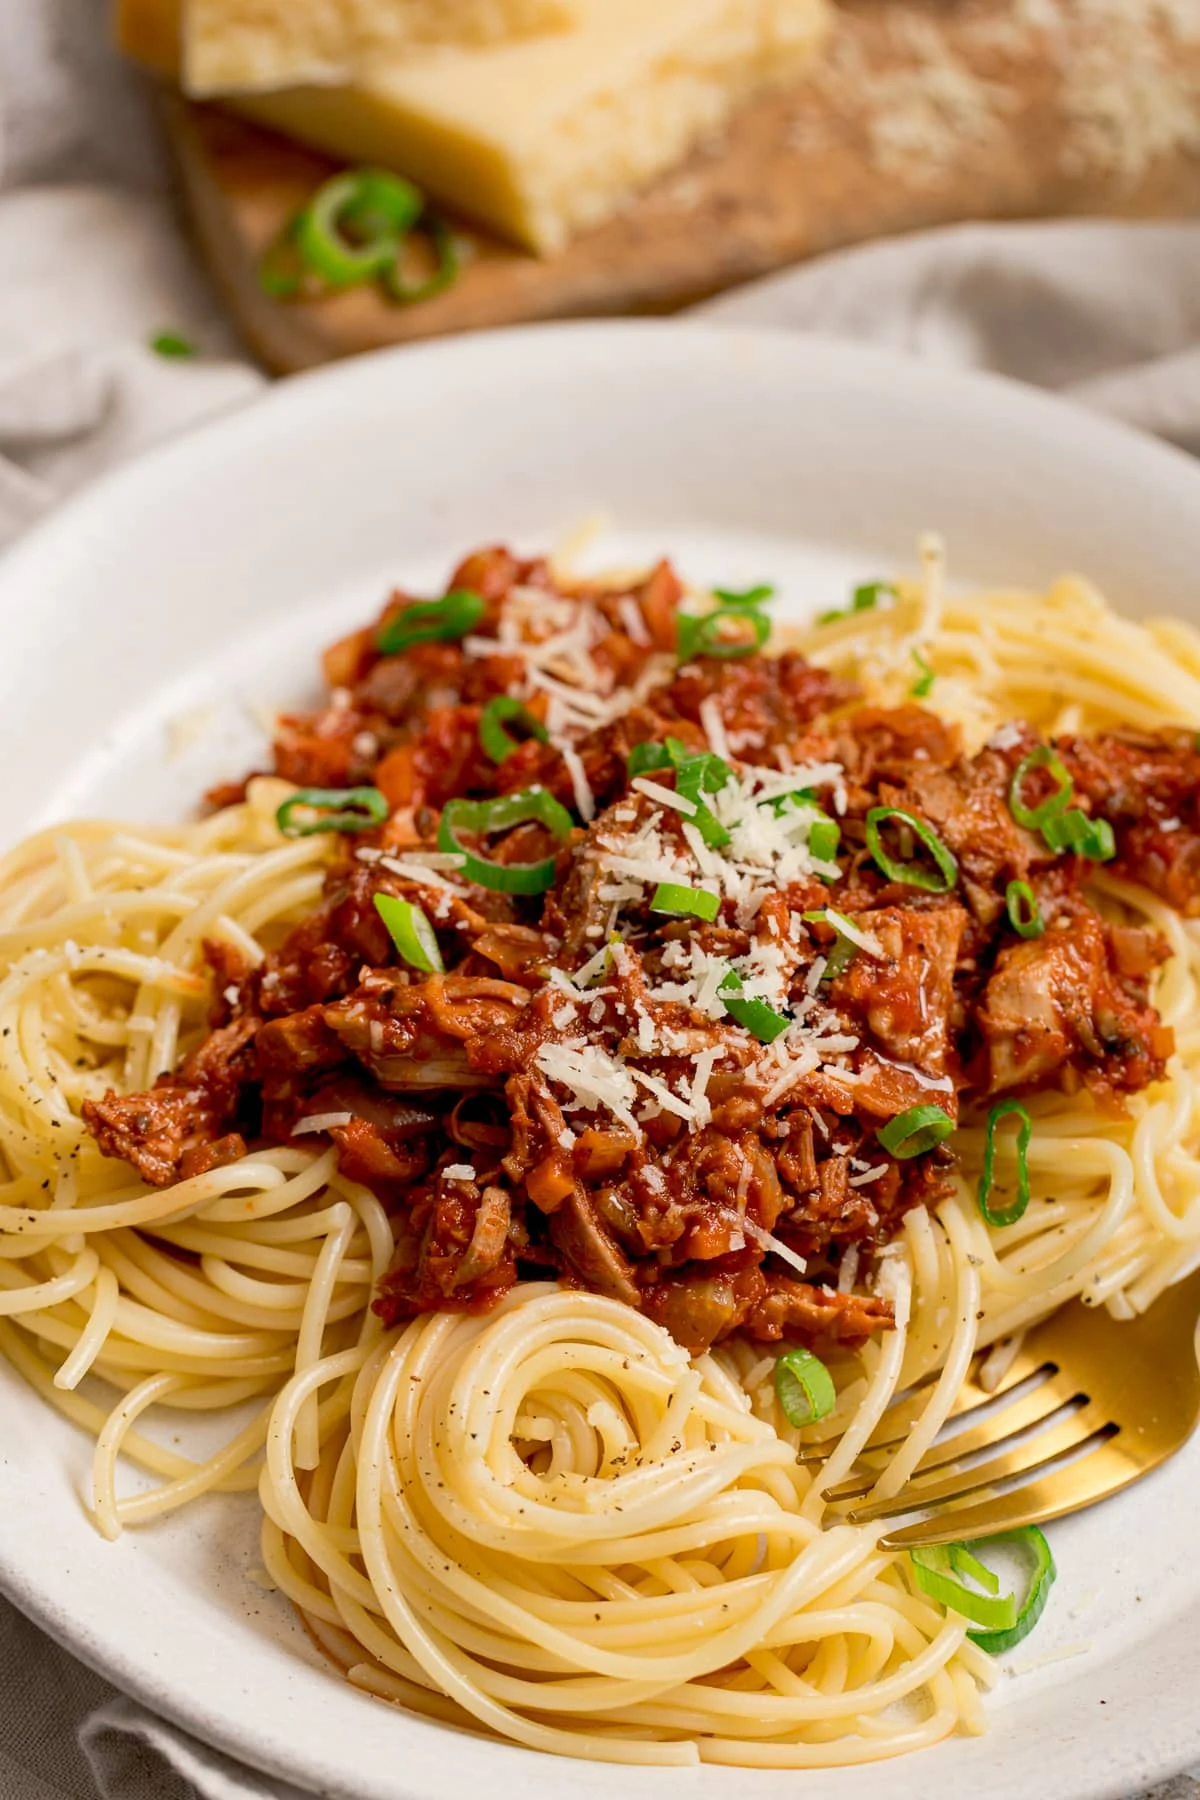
[819,1265,1200,1550]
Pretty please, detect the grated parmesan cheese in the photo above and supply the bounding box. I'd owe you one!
[699,695,732,761]
[742,1219,808,1277]
[557,741,596,823]
[631,777,697,816]
[536,1040,642,1136]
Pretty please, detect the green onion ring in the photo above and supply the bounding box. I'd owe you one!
[276,786,388,837]
[258,225,308,300]
[762,786,817,816]
[294,169,423,290]
[801,907,859,980]
[978,1098,1033,1228]
[911,648,936,697]
[381,214,461,305]
[437,788,572,896]
[865,806,959,893]
[670,743,733,848]
[1009,746,1074,832]
[373,894,444,973]
[718,968,790,1044]
[912,1526,1056,1653]
[479,696,549,764]
[649,881,720,922]
[627,742,672,777]
[377,588,485,656]
[1040,808,1116,862]
[817,580,894,625]
[807,816,841,864]
[1005,879,1044,939]
[713,583,775,609]
[677,606,770,661]
[774,1347,837,1427]
[877,1103,955,1159]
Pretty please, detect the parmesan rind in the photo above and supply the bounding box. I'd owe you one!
[184,0,576,98]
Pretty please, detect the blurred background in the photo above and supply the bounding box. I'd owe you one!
[2,0,1200,555]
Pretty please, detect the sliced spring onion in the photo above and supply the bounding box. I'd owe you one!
[713,583,775,609]
[258,228,308,300]
[294,169,423,290]
[911,648,936,697]
[627,742,672,777]
[911,1526,1056,1654]
[877,1104,954,1159]
[664,738,731,787]
[259,167,458,307]
[1009,746,1074,832]
[763,786,817,815]
[947,1544,1001,1594]
[965,1529,1057,1653]
[671,744,733,849]
[1005,879,1044,939]
[649,882,720,923]
[373,894,444,973]
[817,580,894,625]
[382,215,460,304]
[718,969,790,1044]
[437,787,572,896]
[865,806,959,893]
[479,696,549,764]
[774,1347,837,1427]
[677,606,770,661]
[1040,807,1116,861]
[978,1098,1033,1228]
[801,908,859,981]
[808,816,841,864]
[276,786,388,837]
[149,330,195,359]
[625,740,732,844]
[377,589,485,656]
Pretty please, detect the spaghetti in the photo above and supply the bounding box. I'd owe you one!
[1,542,1199,1765]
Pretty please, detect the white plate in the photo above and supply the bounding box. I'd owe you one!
[1,322,1198,1800]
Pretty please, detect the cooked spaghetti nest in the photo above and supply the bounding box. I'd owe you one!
[1,564,1199,1761]
[260,1282,993,1768]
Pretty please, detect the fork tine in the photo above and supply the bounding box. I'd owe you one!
[796,1347,1055,1467]
[863,1348,1056,1454]
[844,1404,1115,1524]
[824,1366,1084,1503]
[878,1438,1146,1549]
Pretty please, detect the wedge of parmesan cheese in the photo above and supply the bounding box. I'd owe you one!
[118,0,832,253]
[184,0,576,98]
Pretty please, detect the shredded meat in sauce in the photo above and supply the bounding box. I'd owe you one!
[83,548,1188,1355]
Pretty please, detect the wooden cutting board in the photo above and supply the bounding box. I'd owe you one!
[166,0,1200,375]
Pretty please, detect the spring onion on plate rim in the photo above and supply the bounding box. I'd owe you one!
[911,1526,1057,1654]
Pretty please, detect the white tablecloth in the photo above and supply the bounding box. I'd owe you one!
[2,3,1199,1797]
